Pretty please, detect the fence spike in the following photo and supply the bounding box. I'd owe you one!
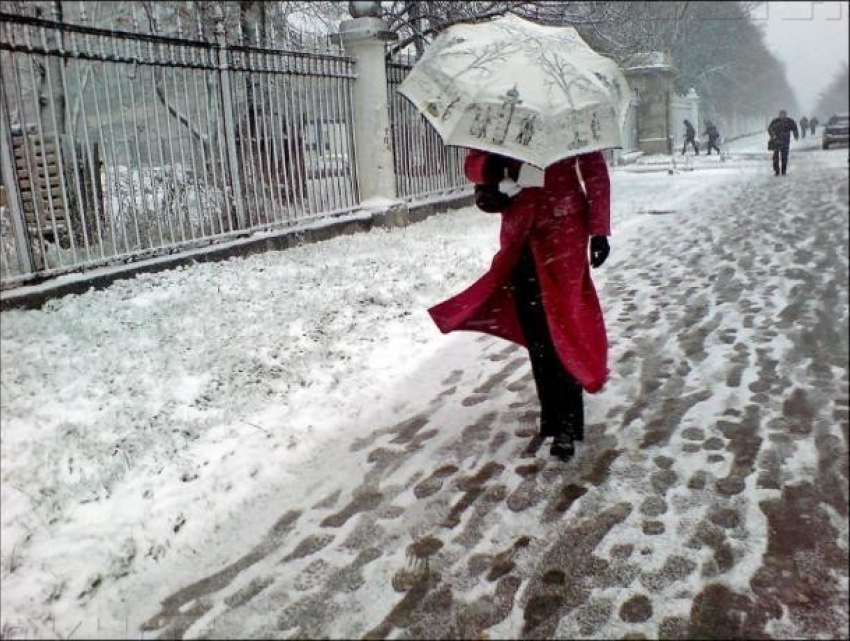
[269,21,277,49]
[131,4,140,33]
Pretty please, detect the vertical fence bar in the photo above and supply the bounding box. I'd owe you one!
[212,65,235,233]
[109,34,143,250]
[137,46,164,248]
[307,55,327,214]
[191,54,223,235]
[176,43,205,239]
[232,50,257,227]
[45,8,83,263]
[0,72,34,275]
[188,25,216,235]
[53,19,94,262]
[166,42,193,241]
[87,31,120,257]
[268,56,295,221]
[247,41,270,225]
[127,57,154,250]
[6,35,49,267]
[24,26,68,266]
[281,68,309,219]
[322,62,343,211]
[337,61,354,209]
[258,52,282,222]
[216,23,245,230]
[69,25,106,259]
[264,48,289,222]
[153,40,182,245]
[259,44,279,223]
[236,63,259,226]
[330,65,345,208]
[344,64,360,205]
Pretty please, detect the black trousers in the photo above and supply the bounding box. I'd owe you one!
[705,138,721,155]
[682,137,699,155]
[772,145,790,174]
[510,244,584,440]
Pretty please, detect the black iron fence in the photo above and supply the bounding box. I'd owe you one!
[0,12,359,287]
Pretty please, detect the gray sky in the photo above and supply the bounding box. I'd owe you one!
[756,1,849,115]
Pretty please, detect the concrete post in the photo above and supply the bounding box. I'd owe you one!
[337,17,398,202]
[623,52,676,156]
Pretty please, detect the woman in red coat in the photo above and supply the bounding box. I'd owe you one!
[429,150,611,461]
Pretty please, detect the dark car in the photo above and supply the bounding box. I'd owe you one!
[822,113,849,149]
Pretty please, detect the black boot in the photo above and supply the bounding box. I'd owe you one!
[550,434,575,462]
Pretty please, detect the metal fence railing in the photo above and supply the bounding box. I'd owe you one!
[0,12,359,288]
[387,57,469,202]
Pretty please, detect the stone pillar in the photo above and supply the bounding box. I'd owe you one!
[687,87,700,132]
[623,52,676,156]
[337,16,398,202]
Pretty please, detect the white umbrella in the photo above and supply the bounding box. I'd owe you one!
[398,15,632,168]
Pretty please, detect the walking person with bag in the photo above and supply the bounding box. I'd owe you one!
[682,119,699,155]
[703,121,722,155]
[429,150,611,462]
[767,110,799,176]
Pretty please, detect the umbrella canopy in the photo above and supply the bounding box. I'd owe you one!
[398,15,632,168]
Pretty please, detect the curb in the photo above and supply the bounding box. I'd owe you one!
[1,192,473,312]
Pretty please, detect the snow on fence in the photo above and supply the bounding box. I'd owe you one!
[720,111,768,141]
[387,55,469,202]
[0,11,361,288]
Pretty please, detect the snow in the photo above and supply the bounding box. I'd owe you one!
[1,135,847,639]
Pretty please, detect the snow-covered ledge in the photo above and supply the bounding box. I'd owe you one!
[358,196,408,226]
[0,193,472,311]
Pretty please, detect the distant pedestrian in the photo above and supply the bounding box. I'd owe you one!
[431,150,612,462]
[810,116,819,136]
[682,119,699,155]
[767,110,799,176]
[799,116,809,138]
[682,120,699,156]
[703,121,722,155]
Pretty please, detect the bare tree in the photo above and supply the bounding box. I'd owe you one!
[815,63,849,117]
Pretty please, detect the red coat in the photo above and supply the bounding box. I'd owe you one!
[428,150,611,393]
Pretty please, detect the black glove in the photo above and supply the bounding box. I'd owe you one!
[474,183,516,213]
[590,235,610,268]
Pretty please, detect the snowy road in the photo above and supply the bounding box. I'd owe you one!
[2,139,848,639]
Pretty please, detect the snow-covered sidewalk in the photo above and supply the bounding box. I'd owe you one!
[1,139,847,639]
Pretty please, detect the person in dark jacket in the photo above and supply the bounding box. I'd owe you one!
[799,116,809,138]
[682,119,699,155]
[436,150,611,462]
[703,121,722,155]
[767,110,799,176]
[810,116,819,136]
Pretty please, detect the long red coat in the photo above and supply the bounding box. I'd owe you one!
[428,150,611,393]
